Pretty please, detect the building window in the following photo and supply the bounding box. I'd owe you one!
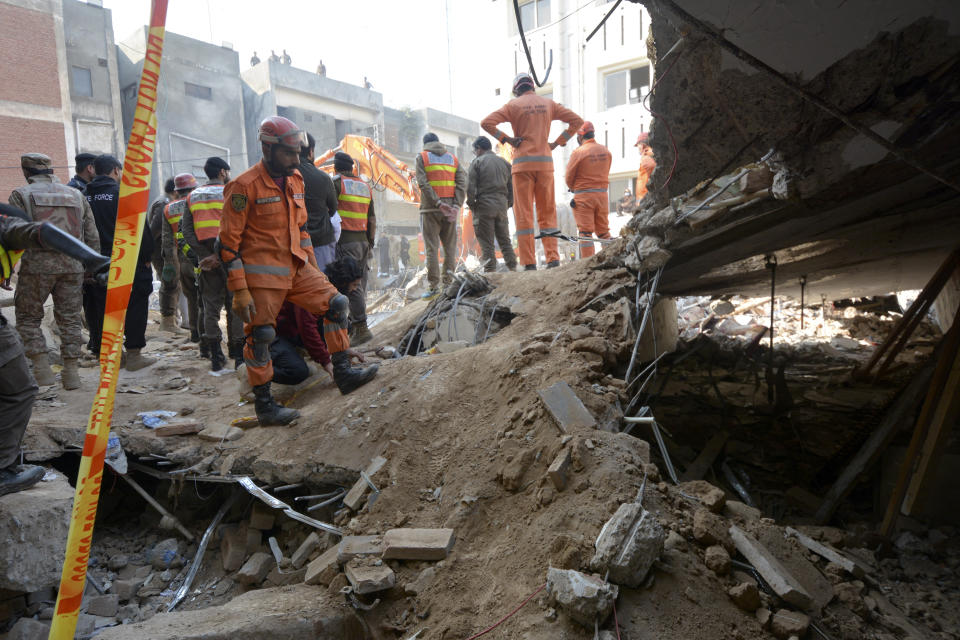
[184,82,212,100]
[72,66,93,97]
[603,64,650,109]
[304,114,313,122]
[510,0,551,34]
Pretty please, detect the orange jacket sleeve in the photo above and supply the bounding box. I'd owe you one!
[219,179,249,291]
[481,104,513,145]
[565,147,581,190]
[551,102,584,148]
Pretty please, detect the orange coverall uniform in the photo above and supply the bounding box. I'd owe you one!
[481,92,582,266]
[637,144,656,204]
[219,160,349,387]
[565,138,613,258]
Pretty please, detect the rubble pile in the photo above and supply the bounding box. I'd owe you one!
[1,249,956,640]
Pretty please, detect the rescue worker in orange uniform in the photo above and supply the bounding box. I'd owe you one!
[162,173,204,352]
[181,157,245,371]
[219,116,377,425]
[565,121,613,259]
[481,72,583,269]
[635,132,656,206]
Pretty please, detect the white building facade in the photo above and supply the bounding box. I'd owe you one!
[490,0,653,208]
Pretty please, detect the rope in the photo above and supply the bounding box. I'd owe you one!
[464,583,546,639]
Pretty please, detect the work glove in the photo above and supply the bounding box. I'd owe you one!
[161,264,176,283]
[199,255,221,272]
[325,293,349,324]
[232,288,256,323]
[570,199,577,209]
[505,136,523,148]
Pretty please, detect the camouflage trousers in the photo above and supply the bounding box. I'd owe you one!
[14,271,84,359]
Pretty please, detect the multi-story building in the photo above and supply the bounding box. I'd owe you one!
[0,0,76,195]
[117,29,248,194]
[489,0,653,208]
[63,0,124,159]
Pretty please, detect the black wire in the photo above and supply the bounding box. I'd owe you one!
[586,0,623,42]
[512,0,553,87]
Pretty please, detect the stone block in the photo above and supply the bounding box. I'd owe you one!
[25,587,55,606]
[344,558,395,594]
[546,568,618,628]
[7,617,51,640]
[724,500,761,522]
[0,474,73,592]
[245,528,262,555]
[291,532,321,569]
[220,525,248,572]
[236,552,274,586]
[337,535,383,564]
[729,525,812,610]
[197,425,244,441]
[704,545,731,575]
[771,609,810,639]
[693,509,733,551]
[149,538,182,570]
[382,528,455,561]
[343,456,388,512]
[679,480,726,513]
[248,502,275,531]
[304,546,340,587]
[75,613,96,636]
[589,503,664,588]
[547,448,571,491]
[728,582,761,612]
[85,593,119,617]
[538,381,596,432]
[264,566,306,587]
[111,577,145,603]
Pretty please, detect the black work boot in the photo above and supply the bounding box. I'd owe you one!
[252,382,300,426]
[199,338,210,359]
[0,464,45,498]
[524,265,537,271]
[228,340,245,369]
[189,328,201,343]
[209,341,227,372]
[332,351,379,395]
[351,321,373,346]
[546,260,560,268]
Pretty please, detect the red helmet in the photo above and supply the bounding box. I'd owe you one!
[258,116,307,151]
[512,72,534,96]
[635,132,650,146]
[578,121,595,136]
[174,173,198,191]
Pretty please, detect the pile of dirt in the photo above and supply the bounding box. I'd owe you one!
[5,248,956,639]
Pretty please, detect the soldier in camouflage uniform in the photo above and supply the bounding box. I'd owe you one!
[8,153,100,389]
[0,202,108,496]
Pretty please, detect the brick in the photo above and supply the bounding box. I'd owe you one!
[729,525,812,610]
[304,546,340,587]
[382,528,455,561]
[547,448,572,491]
[344,558,395,594]
[337,535,383,564]
[538,381,596,432]
[291,532,321,569]
[249,502,275,531]
[343,456,388,511]
[220,525,248,572]
[236,552,273,586]
[85,593,119,618]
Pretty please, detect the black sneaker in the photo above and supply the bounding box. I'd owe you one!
[0,464,45,497]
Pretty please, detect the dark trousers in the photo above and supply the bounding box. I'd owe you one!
[84,265,154,354]
[0,323,38,470]
[198,265,243,345]
[474,207,518,271]
[269,336,309,386]
[336,241,369,324]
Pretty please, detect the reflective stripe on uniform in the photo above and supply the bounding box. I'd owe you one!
[300,238,312,248]
[573,188,606,194]
[339,210,367,219]
[540,227,559,234]
[337,176,372,233]
[225,260,243,271]
[422,150,458,199]
[339,195,370,203]
[513,155,553,164]
[561,130,574,140]
[194,220,220,229]
[516,228,535,236]
[244,264,291,276]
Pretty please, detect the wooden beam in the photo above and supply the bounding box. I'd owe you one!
[814,364,932,524]
[880,303,960,537]
[680,430,728,481]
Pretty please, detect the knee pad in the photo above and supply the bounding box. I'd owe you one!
[326,293,349,324]
[249,325,276,366]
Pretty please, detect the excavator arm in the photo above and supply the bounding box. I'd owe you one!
[315,134,421,204]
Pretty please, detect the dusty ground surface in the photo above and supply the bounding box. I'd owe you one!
[4,251,958,640]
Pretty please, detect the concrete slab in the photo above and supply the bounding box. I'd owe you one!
[304,546,339,586]
[729,525,812,610]
[546,568,618,628]
[0,474,72,592]
[538,381,596,433]
[344,558,395,594]
[590,503,664,587]
[382,528,455,561]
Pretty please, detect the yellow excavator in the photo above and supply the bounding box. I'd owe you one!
[314,134,421,204]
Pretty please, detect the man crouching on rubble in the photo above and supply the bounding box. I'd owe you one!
[0,203,109,496]
[218,116,378,427]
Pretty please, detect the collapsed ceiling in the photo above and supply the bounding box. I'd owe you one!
[637,0,960,300]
